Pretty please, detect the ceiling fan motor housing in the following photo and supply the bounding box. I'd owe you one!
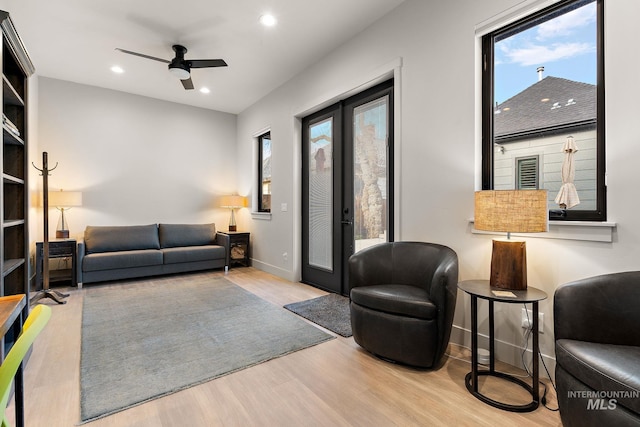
[168,45,190,79]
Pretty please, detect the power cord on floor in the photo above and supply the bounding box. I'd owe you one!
[447,306,560,412]
[521,304,559,411]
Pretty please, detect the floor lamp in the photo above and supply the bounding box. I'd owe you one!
[31,152,69,305]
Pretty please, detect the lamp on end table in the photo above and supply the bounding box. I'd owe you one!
[474,190,548,290]
[220,195,247,232]
[49,189,82,239]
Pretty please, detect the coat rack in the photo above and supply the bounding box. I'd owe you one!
[31,152,69,304]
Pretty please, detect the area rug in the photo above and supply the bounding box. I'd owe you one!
[284,293,352,337]
[80,276,333,423]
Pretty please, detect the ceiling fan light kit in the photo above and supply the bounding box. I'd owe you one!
[169,65,190,80]
[115,44,227,90]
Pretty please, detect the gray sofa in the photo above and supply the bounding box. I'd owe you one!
[77,223,229,285]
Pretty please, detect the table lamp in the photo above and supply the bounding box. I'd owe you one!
[48,189,82,238]
[220,195,247,232]
[474,190,548,290]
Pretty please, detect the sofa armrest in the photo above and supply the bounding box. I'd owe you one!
[554,271,640,346]
[77,241,86,284]
[215,232,230,268]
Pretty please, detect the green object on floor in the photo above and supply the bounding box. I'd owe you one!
[0,305,51,427]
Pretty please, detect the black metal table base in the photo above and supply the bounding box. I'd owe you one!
[465,370,538,412]
[457,281,548,414]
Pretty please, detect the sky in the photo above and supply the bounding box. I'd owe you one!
[494,1,597,104]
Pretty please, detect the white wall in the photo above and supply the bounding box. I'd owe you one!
[237,0,640,370]
[33,77,238,241]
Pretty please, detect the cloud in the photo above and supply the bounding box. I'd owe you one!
[501,42,594,67]
[536,3,596,40]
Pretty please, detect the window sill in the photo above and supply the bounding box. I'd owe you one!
[252,212,272,221]
[469,219,616,243]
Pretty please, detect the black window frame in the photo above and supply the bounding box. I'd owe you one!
[257,131,271,213]
[481,0,606,221]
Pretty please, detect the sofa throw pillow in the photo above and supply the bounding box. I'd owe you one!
[159,223,216,248]
[84,224,160,254]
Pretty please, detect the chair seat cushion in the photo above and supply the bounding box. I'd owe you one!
[556,339,640,414]
[350,284,437,320]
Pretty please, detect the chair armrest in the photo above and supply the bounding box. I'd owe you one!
[554,271,640,346]
[215,232,230,268]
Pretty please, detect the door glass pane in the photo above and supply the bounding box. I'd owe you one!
[492,0,597,211]
[353,96,388,253]
[308,118,333,270]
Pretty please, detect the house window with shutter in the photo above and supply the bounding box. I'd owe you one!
[516,156,539,190]
[481,0,605,221]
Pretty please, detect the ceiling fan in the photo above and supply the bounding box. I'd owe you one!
[115,44,227,90]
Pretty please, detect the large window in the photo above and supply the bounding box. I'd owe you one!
[257,131,271,212]
[482,0,605,221]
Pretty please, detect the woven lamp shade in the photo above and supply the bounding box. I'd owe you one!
[474,190,548,233]
[474,190,548,290]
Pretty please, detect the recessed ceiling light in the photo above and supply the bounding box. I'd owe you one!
[111,66,124,74]
[200,87,210,94]
[259,14,277,27]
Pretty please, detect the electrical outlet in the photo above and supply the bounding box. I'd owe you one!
[521,308,544,333]
[282,252,288,261]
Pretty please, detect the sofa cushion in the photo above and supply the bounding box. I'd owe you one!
[82,250,163,272]
[162,245,226,264]
[84,224,160,254]
[159,223,216,248]
[556,339,640,414]
[350,284,437,320]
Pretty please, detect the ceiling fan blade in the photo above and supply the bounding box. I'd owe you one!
[188,59,228,68]
[115,48,170,64]
[181,77,195,90]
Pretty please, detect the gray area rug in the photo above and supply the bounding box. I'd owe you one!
[80,276,333,423]
[284,293,352,337]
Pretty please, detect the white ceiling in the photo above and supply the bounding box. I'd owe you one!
[1,0,405,114]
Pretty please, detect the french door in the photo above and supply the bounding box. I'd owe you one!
[301,80,394,295]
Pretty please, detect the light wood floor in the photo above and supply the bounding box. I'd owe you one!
[8,268,562,426]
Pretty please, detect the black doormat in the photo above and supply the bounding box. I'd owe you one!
[284,293,352,337]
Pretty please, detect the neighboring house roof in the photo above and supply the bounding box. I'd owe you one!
[494,76,596,140]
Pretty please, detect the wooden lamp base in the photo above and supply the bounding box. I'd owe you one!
[490,239,527,290]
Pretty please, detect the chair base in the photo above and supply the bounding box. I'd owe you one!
[351,302,440,368]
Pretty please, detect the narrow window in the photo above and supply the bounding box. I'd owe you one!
[482,0,605,220]
[258,132,271,212]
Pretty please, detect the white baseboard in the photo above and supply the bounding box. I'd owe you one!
[249,258,297,282]
[450,324,556,381]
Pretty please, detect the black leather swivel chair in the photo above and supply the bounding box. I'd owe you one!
[554,271,640,427]
[348,242,458,368]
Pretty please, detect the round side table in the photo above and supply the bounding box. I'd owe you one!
[458,280,547,412]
